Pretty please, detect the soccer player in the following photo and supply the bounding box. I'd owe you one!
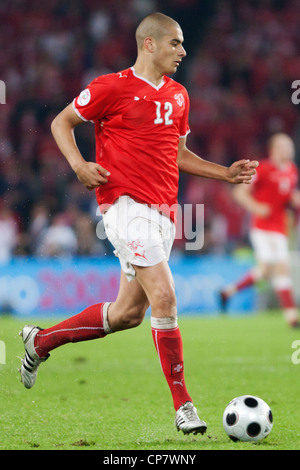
[220,133,300,327]
[20,12,258,435]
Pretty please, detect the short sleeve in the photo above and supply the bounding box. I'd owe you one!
[179,89,190,138]
[72,74,118,123]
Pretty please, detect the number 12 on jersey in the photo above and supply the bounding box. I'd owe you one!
[154,101,173,125]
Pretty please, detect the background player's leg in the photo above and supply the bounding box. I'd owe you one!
[271,262,299,327]
[220,261,270,312]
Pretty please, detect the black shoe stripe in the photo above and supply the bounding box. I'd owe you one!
[23,363,33,373]
[25,354,34,367]
[26,351,35,363]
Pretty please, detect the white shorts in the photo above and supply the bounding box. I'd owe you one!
[102,196,176,281]
[249,228,290,264]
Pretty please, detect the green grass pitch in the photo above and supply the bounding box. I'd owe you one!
[0,312,299,450]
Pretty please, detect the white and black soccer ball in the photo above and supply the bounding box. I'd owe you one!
[223,395,273,442]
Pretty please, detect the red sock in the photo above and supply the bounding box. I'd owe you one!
[35,303,107,357]
[235,272,256,291]
[275,288,296,309]
[151,320,192,411]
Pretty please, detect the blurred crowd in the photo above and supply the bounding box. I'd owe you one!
[1,0,300,261]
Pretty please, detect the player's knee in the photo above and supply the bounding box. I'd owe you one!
[151,286,176,316]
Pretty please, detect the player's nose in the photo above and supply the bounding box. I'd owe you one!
[179,45,187,57]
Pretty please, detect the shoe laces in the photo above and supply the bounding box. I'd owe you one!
[180,402,197,421]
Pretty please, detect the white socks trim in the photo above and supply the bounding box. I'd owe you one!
[151,316,178,330]
[103,302,113,334]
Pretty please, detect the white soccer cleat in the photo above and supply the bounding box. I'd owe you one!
[175,401,207,435]
[19,325,49,389]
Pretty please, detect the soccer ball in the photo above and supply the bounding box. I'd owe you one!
[223,395,273,442]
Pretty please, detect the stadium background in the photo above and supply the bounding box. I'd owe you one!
[1,0,300,316]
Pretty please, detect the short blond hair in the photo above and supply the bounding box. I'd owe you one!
[135,12,180,50]
[268,133,294,150]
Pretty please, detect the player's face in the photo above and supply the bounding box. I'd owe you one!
[153,26,186,75]
[271,136,295,166]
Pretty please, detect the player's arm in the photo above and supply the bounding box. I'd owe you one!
[232,184,270,217]
[51,103,110,190]
[290,189,300,209]
[177,137,258,184]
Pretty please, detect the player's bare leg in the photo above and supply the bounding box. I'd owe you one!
[271,262,299,327]
[134,260,207,435]
[106,270,149,332]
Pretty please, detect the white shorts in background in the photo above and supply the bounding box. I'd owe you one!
[102,196,176,281]
[249,228,290,264]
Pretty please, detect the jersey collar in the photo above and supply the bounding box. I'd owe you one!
[130,67,165,91]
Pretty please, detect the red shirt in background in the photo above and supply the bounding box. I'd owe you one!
[251,159,298,234]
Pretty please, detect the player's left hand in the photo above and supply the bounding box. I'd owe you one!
[227,159,259,184]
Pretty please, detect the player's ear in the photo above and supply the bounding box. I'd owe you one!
[144,37,156,53]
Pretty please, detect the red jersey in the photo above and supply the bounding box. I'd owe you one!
[251,159,298,234]
[73,67,190,221]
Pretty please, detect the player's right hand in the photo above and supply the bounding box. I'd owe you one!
[75,162,110,191]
